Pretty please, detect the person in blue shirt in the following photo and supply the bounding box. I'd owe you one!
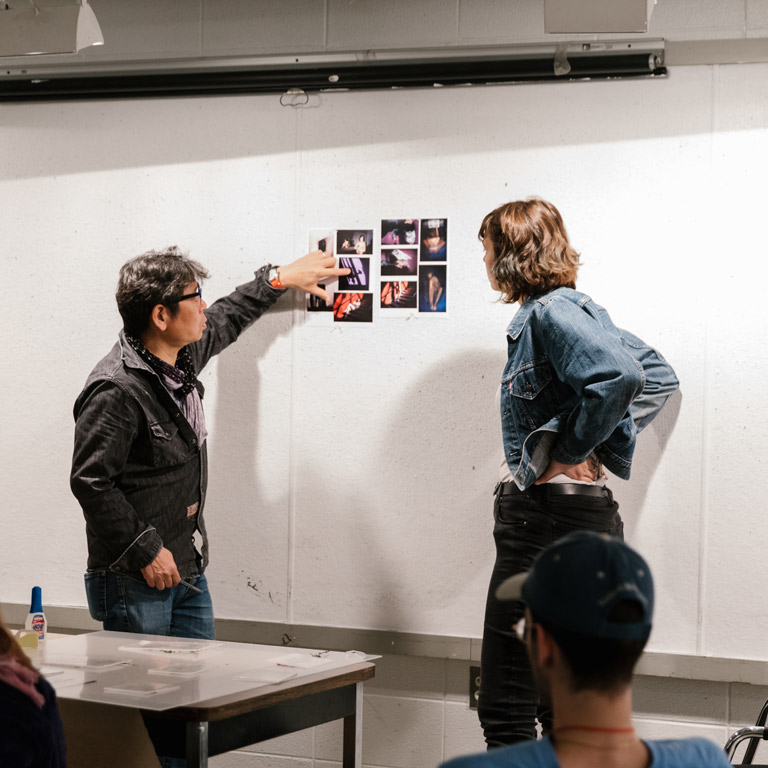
[476,199,679,747]
[443,531,730,768]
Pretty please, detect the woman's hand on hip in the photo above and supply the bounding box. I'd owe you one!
[534,458,598,485]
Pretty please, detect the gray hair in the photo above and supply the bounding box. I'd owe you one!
[116,246,209,336]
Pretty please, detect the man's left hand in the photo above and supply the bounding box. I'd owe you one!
[277,250,351,301]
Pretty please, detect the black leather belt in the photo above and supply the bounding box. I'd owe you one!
[495,481,609,499]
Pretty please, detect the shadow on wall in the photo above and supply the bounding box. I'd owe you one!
[290,346,504,635]
[370,347,505,633]
[342,355,684,633]
[202,292,296,619]
[613,388,682,540]
[197,304,681,636]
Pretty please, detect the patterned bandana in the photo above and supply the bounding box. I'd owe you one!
[125,334,198,397]
[126,334,208,445]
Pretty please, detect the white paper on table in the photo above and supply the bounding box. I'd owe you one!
[42,656,130,671]
[236,667,299,684]
[147,662,207,677]
[269,652,335,669]
[118,639,223,656]
[103,681,181,697]
[41,668,96,690]
[39,666,65,677]
[345,650,381,662]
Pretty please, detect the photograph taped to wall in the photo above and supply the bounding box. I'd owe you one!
[333,292,373,323]
[420,218,447,262]
[309,228,336,268]
[418,264,447,313]
[306,229,336,320]
[338,257,370,291]
[380,280,417,312]
[381,247,417,276]
[337,229,373,255]
[307,292,333,312]
[381,218,419,246]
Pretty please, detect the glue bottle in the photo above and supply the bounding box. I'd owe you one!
[25,586,47,642]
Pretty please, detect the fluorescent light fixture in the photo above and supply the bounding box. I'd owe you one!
[0,1,103,57]
[0,41,666,101]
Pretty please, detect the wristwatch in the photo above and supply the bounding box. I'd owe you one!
[268,267,285,289]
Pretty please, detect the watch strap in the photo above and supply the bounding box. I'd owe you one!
[268,267,285,290]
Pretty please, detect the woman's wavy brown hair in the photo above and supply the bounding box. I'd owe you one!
[478,198,580,304]
[0,610,37,672]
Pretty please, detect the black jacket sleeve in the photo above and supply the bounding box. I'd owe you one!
[70,380,164,571]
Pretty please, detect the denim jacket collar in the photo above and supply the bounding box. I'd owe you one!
[506,287,593,341]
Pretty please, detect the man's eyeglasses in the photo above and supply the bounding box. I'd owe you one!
[514,616,532,643]
[174,287,202,303]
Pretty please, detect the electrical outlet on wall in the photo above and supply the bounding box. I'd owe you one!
[469,665,481,709]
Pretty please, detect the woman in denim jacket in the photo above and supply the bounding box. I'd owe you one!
[476,198,679,748]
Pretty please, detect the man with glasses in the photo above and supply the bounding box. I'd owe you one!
[442,531,730,768]
[70,246,348,640]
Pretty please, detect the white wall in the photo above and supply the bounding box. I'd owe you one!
[2,58,767,662]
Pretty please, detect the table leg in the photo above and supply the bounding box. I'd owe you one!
[186,721,209,768]
[342,682,364,768]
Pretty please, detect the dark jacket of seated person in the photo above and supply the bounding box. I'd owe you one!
[0,620,66,768]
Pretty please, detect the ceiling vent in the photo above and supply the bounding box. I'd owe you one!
[545,0,657,33]
[0,0,103,57]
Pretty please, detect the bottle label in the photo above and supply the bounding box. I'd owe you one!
[30,614,45,636]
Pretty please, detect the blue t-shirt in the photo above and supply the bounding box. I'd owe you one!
[442,736,731,768]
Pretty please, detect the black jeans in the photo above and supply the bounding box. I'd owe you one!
[477,483,623,748]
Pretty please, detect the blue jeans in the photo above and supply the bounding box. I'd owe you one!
[84,569,215,639]
[84,569,214,768]
[477,483,623,748]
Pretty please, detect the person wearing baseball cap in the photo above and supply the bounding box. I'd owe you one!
[442,532,730,767]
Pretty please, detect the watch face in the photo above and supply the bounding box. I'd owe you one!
[268,268,283,288]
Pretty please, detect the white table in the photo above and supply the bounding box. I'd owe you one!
[39,630,376,768]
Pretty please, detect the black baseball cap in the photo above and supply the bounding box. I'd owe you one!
[496,531,654,640]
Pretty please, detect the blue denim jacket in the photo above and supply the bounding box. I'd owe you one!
[501,287,679,490]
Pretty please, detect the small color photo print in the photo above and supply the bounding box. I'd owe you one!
[419,265,447,313]
[380,248,417,276]
[337,229,373,255]
[307,228,337,313]
[307,292,333,312]
[338,257,370,291]
[381,219,419,246]
[309,229,335,258]
[333,292,373,323]
[420,218,447,262]
[381,280,417,309]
